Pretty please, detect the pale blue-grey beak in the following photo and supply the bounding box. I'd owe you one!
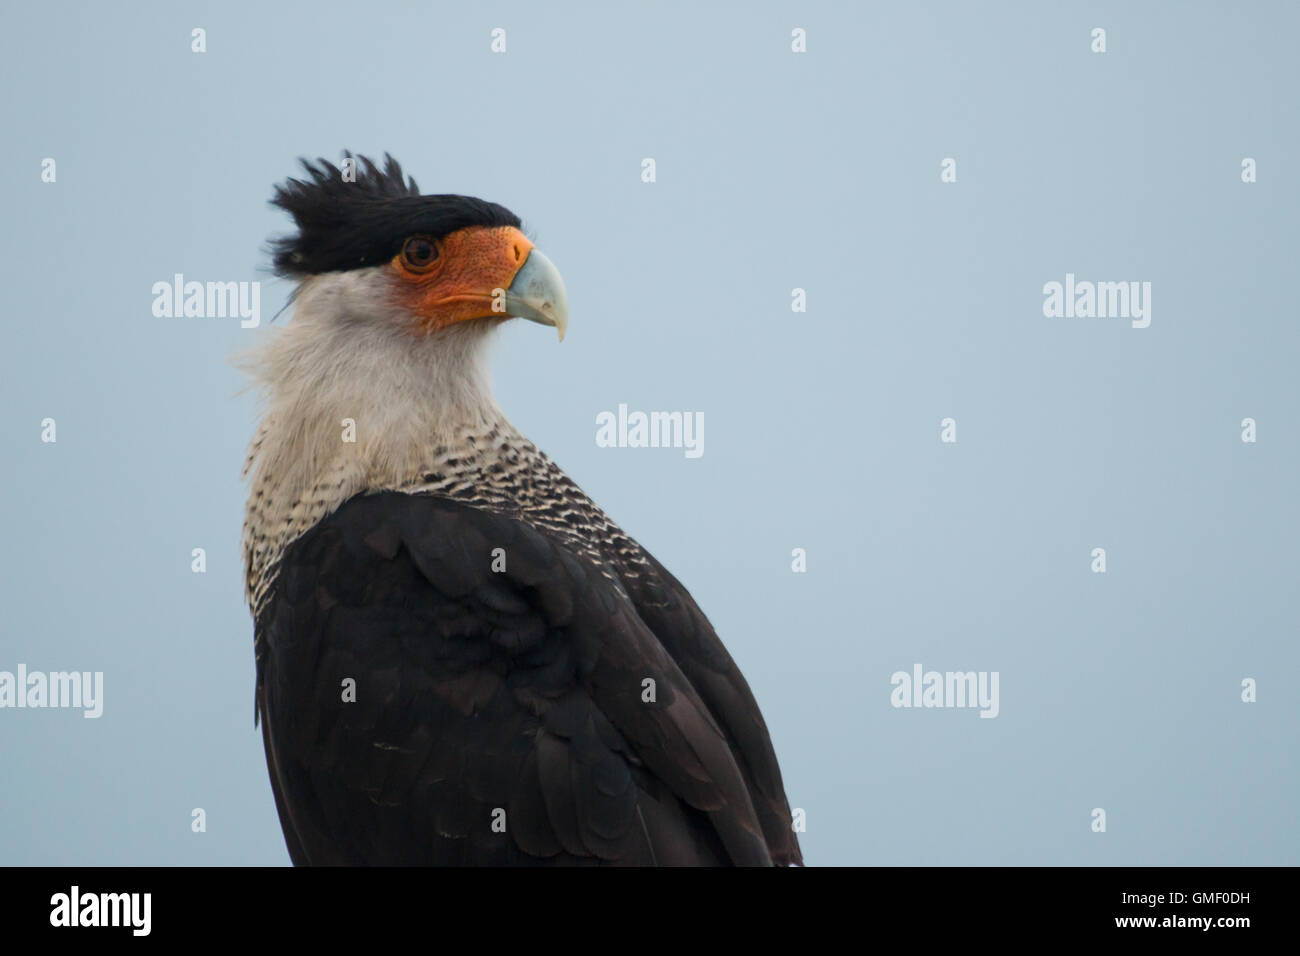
[505,248,569,342]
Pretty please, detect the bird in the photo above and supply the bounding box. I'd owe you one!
[240,153,802,866]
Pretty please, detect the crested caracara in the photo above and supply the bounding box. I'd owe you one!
[241,154,802,866]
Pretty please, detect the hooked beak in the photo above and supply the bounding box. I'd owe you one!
[503,248,568,342]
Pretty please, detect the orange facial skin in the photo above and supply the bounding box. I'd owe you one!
[390,225,535,334]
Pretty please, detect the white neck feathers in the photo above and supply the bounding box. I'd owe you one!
[239,268,511,612]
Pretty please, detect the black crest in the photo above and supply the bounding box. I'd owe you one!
[269,152,522,277]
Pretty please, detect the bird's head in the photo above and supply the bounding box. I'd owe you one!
[269,153,567,343]
[240,153,569,501]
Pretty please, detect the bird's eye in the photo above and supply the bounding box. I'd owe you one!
[401,236,440,272]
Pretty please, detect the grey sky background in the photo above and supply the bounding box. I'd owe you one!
[1,1,1296,865]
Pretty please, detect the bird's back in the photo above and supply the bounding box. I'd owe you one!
[253,434,801,866]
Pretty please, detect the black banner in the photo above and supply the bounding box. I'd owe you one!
[0,866,1276,941]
